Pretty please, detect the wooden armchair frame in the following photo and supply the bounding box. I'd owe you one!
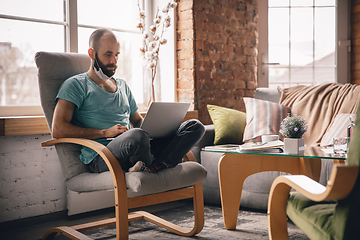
[42,138,204,240]
[267,163,359,240]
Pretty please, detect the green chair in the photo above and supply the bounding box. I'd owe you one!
[268,104,360,240]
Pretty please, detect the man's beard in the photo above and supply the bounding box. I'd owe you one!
[94,53,117,78]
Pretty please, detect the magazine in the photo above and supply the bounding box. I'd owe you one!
[204,144,240,152]
[239,140,284,153]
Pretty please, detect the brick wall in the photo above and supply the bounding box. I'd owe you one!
[177,0,196,110]
[176,0,258,124]
[0,134,66,223]
[352,0,360,85]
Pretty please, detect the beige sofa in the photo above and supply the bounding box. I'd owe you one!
[191,83,360,210]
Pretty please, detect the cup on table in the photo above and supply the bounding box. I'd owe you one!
[333,137,349,154]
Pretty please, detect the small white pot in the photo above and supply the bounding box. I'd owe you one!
[284,138,305,154]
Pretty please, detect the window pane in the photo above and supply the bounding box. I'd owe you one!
[77,0,139,31]
[315,67,335,84]
[269,67,289,86]
[291,67,313,85]
[0,0,64,22]
[291,0,313,7]
[268,2,338,87]
[269,0,289,7]
[315,7,335,66]
[315,0,336,7]
[0,20,64,106]
[269,8,289,65]
[290,7,313,66]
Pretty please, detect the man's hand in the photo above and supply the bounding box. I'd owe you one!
[104,124,128,138]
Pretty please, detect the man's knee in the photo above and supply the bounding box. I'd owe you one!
[127,128,150,145]
[178,119,205,136]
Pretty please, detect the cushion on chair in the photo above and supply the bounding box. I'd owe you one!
[286,192,336,240]
[35,51,91,131]
[65,161,207,195]
[35,51,92,181]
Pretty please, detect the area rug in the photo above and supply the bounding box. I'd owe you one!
[55,202,309,240]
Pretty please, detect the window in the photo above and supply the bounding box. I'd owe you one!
[258,0,350,88]
[0,0,65,115]
[0,0,175,116]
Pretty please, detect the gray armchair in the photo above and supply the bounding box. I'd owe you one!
[35,51,207,240]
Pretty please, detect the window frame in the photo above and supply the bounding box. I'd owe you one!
[0,0,176,117]
[257,0,350,88]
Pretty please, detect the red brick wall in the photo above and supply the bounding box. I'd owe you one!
[176,0,258,124]
[177,0,196,110]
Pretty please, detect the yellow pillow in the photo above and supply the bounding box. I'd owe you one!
[207,104,247,145]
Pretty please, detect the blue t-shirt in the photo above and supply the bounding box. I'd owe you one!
[56,73,138,164]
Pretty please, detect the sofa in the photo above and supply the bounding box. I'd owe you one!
[191,83,360,210]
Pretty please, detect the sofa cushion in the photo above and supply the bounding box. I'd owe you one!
[65,161,207,195]
[320,113,356,147]
[243,97,291,142]
[207,104,246,145]
[254,87,282,103]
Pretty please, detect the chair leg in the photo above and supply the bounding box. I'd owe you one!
[43,183,204,240]
[268,179,292,240]
[43,226,93,240]
[132,183,205,237]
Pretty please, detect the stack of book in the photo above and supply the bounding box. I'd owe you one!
[204,140,284,153]
[239,140,284,153]
[203,144,240,152]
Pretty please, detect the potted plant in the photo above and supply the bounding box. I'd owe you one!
[280,114,308,154]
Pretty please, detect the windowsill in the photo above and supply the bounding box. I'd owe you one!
[0,115,49,136]
[0,110,199,137]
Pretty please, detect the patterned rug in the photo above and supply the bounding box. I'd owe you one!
[54,202,309,240]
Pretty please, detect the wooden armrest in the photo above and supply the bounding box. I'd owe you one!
[183,151,197,162]
[268,164,359,240]
[42,138,125,187]
[273,164,358,202]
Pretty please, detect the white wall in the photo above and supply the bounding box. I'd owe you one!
[0,134,66,223]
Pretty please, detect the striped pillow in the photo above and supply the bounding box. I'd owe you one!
[320,113,357,147]
[243,97,291,142]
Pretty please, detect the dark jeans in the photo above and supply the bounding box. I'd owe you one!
[88,119,205,173]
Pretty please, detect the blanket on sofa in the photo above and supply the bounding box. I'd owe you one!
[279,83,360,146]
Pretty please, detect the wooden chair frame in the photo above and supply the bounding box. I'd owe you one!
[42,138,204,240]
[267,163,359,240]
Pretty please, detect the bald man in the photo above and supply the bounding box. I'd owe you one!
[52,28,205,174]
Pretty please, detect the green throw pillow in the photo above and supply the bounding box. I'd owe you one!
[207,104,247,145]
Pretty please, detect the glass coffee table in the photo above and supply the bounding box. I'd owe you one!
[202,145,347,230]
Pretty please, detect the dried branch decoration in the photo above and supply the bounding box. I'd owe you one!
[137,0,177,104]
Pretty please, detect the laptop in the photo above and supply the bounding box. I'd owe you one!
[140,102,190,138]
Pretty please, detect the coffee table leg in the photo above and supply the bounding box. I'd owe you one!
[218,153,249,230]
[218,153,314,230]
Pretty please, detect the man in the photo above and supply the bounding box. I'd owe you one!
[52,28,205,173]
